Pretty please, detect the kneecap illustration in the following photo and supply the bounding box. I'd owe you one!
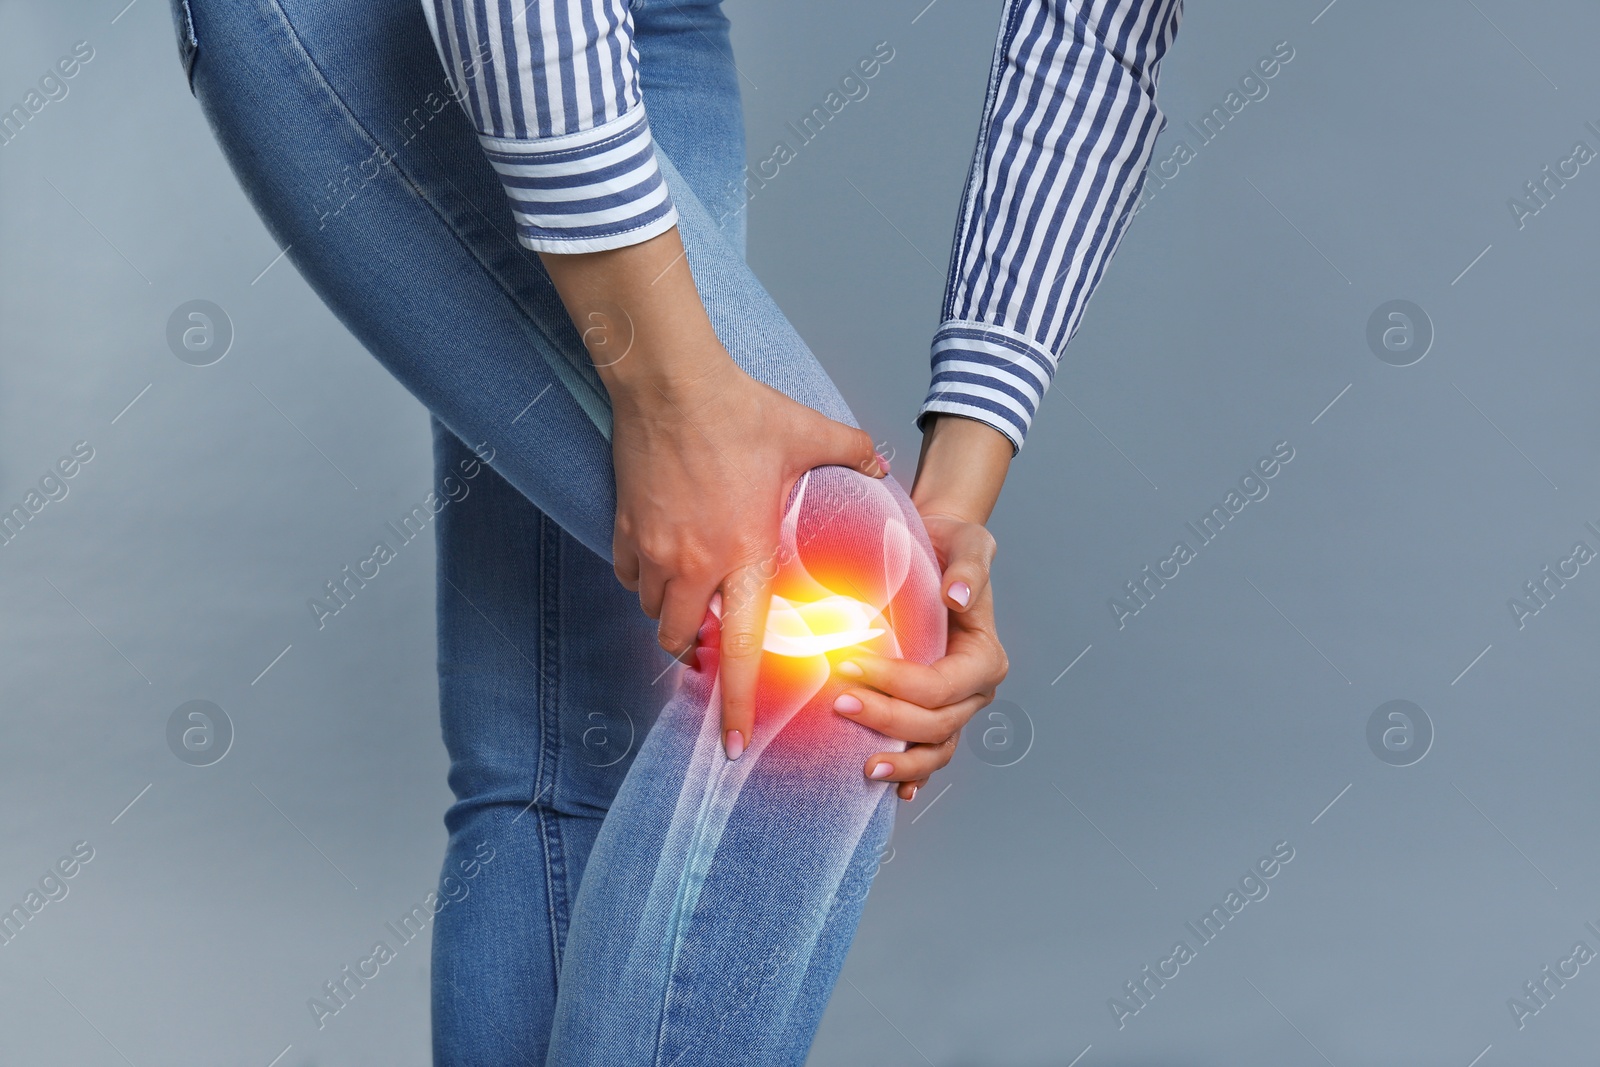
[685,464,946,760]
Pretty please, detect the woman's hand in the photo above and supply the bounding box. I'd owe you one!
[832,513,1009,799]
[609,354,884,757]
[832,413,1014,799]
[539,228,884,761]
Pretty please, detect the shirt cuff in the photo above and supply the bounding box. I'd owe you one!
[915,320,1057,455]
[478,108,679,255]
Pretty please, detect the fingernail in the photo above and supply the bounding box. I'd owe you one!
[875,452,891,476]
[948,581,971,608]
[834,693,863,714]
[869,762,893,780]
[837,660,864,679]
[908,785,919,801]
[724,730,744,761]
[708,591,723,619]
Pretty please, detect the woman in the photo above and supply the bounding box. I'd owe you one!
[167,0,1179,1061]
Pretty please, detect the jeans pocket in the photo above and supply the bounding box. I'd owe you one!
[169,0,199,94]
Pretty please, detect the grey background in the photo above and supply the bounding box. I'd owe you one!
[2,0,1597,1063]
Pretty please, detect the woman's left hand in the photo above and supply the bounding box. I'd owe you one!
[830,512,1009,800]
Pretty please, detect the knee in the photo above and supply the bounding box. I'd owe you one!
[763,465,945,669]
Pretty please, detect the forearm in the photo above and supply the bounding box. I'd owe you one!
[918,0,1181,453]
[538,228,729,408]
[910,413,1012,525]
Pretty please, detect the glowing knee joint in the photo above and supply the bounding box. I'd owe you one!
[687,465,944,758]
[762,595,884,658]
[758,464,935,667]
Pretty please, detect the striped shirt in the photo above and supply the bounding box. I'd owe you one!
[923,0,1183,451]
[424,0,1182,451]
[421,0,677,254]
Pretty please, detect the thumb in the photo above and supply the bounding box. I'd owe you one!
[717,561,773,761]
[799,412,886,479]
[932,520,996,612]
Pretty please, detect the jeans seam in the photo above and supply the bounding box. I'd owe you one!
[535,510,571,977]
[650,755,739,1067]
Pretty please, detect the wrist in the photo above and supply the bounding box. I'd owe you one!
[539,226,735,408]
[597,329,731,410]
[910,414,1012,525]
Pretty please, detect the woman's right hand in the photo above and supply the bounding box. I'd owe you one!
[608,349,885,758]
[539,227,885,761]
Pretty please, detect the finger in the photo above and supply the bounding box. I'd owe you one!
[717,561,773,761]
[897,778,927,802]
[797,412,885,479]
[613,545,641,594]
[657,577,715,661]
[637,562,667,621]
[835,648,997,710]
[863,735,958,783]
[832,688,989,744]
[935,523,996,612]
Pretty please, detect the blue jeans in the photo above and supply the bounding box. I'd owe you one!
[172,1,944,1063]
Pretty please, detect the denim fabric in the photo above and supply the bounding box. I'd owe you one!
[173,1,941,1062]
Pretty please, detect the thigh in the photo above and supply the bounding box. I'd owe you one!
[633,0,748,256]
[176,0,858,563]
[431,419,664,895]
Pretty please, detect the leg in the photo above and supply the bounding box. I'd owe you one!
[172,2,939,1061]
[548,465,946,1066]
[409,0,754,1048]
[428,423,666,1065]
[632,0,749,259]
[425,3,752,1055]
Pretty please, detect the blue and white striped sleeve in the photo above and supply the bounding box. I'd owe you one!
[422,0,677,254]
[919,0,1183,453]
